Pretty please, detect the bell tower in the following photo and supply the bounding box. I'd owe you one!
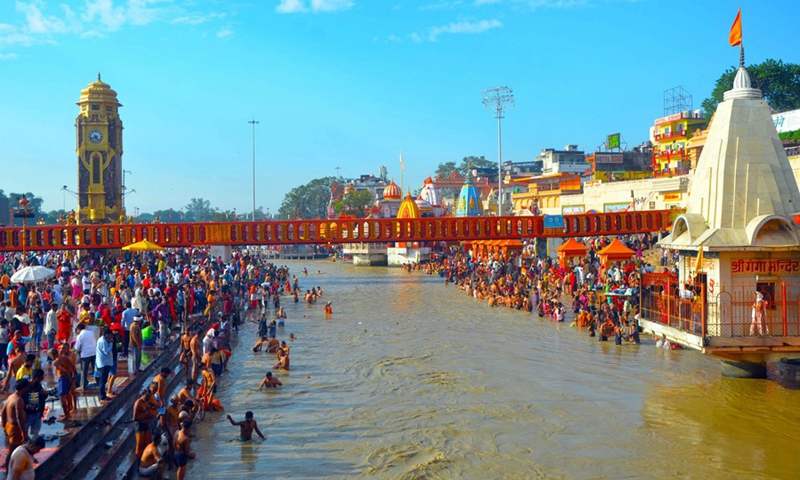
[76,73,124,224]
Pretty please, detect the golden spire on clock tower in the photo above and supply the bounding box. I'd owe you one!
[75,73,124,224]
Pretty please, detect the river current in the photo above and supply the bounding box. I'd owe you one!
[185,260,800,479]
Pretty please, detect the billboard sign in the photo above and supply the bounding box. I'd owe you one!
[607,133,621,150]
[543,215,565,229]
[772,109,800,133]
[596,153,624,164]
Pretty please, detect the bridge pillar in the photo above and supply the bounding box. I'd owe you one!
[344,243,387,266]
[766,353,800,389]
[387,246,430,267]
[210,245,232,263]
[722,355,767,378]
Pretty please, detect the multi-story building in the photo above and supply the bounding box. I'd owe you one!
[651,110,706,177]
[538,145,588,175]
[584,143,653,183]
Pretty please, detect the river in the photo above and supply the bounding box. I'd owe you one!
[185,260,800,479]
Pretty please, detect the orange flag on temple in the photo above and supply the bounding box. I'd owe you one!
[729,8,742,46]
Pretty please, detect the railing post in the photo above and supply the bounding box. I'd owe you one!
[782,282,788,337]
[701,282,707,338]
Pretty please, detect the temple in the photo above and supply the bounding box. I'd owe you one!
[643,61,800,380]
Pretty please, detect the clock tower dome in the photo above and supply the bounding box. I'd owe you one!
[76,73,124,224]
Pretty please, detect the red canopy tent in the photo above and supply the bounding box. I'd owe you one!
[596,238,635,267]
[555,238,589,268]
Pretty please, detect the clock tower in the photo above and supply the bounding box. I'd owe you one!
[76,73,124,224]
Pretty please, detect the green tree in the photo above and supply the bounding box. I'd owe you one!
[184,198,211,222]
[701,59,800,118]
[277,176,337,220]
[153,208,183,222]
[434,156,497,200]
[434,161,457,179]
[7,192,44,227]
[333,189,373,218]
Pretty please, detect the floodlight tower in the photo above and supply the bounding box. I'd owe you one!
[483,86,514,216]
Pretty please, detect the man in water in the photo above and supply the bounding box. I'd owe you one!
[258,371,283,390]
[226,411,265,441]
[139,432,165,479]
[133,387,157,459]
[274,347,290,370]
[173,420,193,480]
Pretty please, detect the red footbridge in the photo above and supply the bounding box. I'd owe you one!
[0,210,672,252]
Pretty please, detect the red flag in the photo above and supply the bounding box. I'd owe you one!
[729,9,742,46]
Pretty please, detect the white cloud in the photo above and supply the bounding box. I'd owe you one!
[419,0,464,10]
[216,26,233,39]
[82,0,128,31]
[475,0,589,7]
[276,0,307,13]
[275,0,354,14]
[311,0,354,12]
[16,1,80,35]
[2,1,232,49]
[171,12,227,25]
[427,18,502,41]
[0,53,19,60]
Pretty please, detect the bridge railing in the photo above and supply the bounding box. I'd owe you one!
[0,210,671,252]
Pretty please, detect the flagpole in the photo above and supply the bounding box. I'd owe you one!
[400,151,405,192]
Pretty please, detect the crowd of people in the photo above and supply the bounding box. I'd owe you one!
[0,247,301,479]
[422,233,673,346]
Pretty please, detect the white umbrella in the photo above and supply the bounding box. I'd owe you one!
[10,265,56,284]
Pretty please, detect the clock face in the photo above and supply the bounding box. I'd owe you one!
[88,130,103,144]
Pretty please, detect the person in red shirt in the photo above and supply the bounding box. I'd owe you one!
[56,305,73,345]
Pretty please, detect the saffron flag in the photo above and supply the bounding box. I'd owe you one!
[729,9,742,46]
[694,242,705,273]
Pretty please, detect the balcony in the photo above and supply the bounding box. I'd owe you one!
[654,130,688,142]
[654,148,685,160]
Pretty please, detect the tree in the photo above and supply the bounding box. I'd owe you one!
[333,189,373,218]
[183,198,211,222]
[433,156,496,179]
[433,156,497,200]
[701,59,800,118]
[277,177,337,220]
[7,192,44,227]
[434,161,457,179]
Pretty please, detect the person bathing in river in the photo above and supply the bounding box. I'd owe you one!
[258,371,282,390]
[227,411,265,441]
[274,347,290,370]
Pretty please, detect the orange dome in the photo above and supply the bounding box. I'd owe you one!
[383,180,402,200]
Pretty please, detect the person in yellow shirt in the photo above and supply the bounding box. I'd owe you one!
[15,354,36,382]
[78,304,93,325]
[0,273,9,289]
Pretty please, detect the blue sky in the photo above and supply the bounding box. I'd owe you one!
[1,0,798,217]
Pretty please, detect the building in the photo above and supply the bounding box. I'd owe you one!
[652,62,800,381]
[510,173,582,215]
[538,145,587,175]
[585,143,654,183]
[454,171,484,216]
[651,110,707,177]
[76,74,125,224]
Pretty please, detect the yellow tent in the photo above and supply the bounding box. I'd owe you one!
[122,239,164,251]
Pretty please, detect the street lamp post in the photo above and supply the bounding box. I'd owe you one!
[483,86,515,216]
[248,119,260,221]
